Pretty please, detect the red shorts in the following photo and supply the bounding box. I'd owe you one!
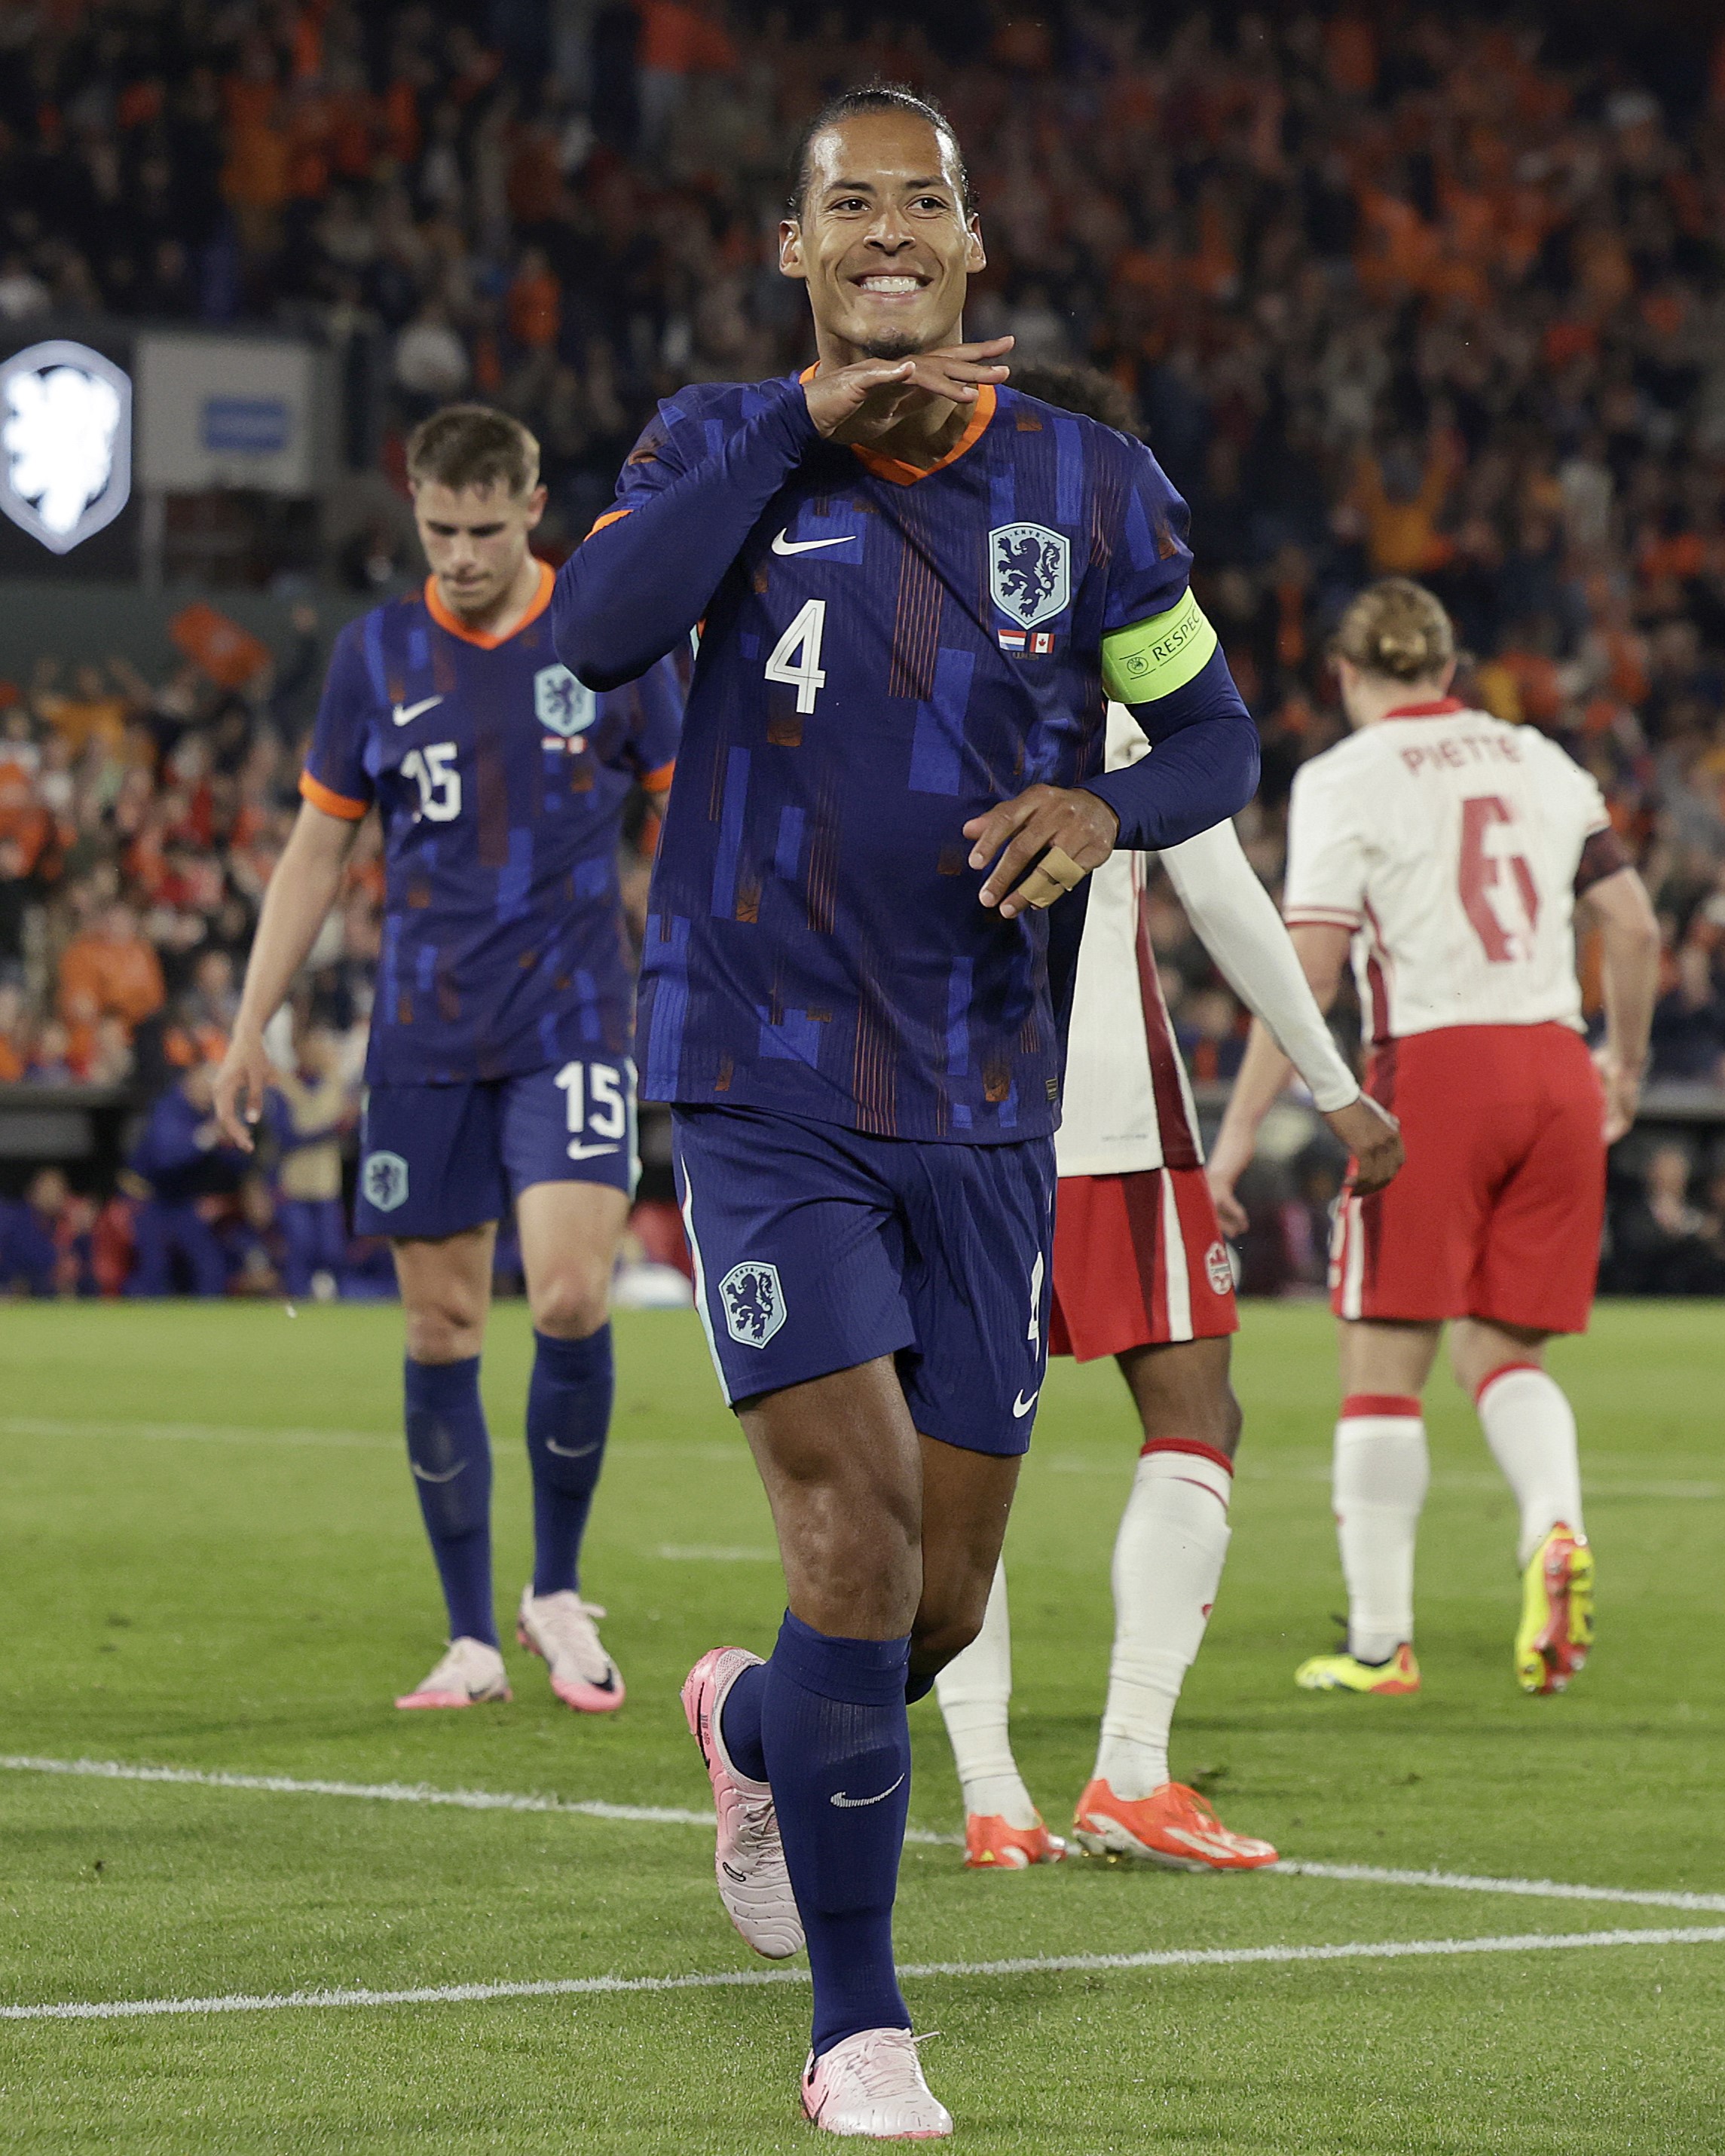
[1329,1023,1605,1334]
[1051,1167,1239,1361]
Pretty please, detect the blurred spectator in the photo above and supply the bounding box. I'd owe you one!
[0,1168,91,1298]
[1607,1142,1725,1296]
[121,1063,249,1296]
[58,903,167,1039]
[267,1026,356,1298]
[1648,946,1725,1083]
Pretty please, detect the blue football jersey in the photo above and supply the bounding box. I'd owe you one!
[604,381,1197,1142]
[301,564,681,1084]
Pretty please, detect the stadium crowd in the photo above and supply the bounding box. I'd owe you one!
[2,0,1724,1295]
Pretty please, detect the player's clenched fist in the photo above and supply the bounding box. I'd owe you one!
[803,337,1014,448]
[964,784,1121,921]
[1322,1093,1404,1197]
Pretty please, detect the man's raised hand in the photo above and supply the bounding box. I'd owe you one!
[803,338,1014,448]
[964,785,1121,921]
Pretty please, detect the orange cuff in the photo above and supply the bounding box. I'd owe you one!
[300,770,369,821]
[586,507,630,539]
[641,760,675,794]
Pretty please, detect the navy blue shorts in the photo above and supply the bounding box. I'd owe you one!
[355,1057,638,1240]
[672,1104,1054,1456]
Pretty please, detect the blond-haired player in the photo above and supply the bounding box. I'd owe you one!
[1208,580,1659,1696]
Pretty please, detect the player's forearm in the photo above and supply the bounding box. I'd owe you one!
[232,814,353,1039]
[1210,1015,1296,1165]
[1084,651,1260,851]
[554,381,819,690]
[1161,822,1359,1112]
[1599,921,1658,1075]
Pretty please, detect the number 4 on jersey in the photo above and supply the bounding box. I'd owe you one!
[765,599,827,714]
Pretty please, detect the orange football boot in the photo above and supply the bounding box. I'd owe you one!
[962,1813,1066,1869]
[1071,1779,1278,1870]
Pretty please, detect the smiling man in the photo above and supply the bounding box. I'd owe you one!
[216,405,681,1717]
[554,86,1260,2139]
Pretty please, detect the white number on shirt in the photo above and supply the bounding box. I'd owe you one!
[402,742,461,822]
[764,599,827,715]
[555,1060,627,1141]
[1457,794,1539,964]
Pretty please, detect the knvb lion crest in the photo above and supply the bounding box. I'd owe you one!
[989,521,1069,631]
[362,1150,410,1213]
[718,1261,785,1348]
[534,663,598,739]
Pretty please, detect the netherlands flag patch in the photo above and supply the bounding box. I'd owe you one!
[997,628,1027,653]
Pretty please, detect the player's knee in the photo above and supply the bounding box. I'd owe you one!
[528,1264,610,1339]
[402,1296,485,1364]
[910,1604,983,1672]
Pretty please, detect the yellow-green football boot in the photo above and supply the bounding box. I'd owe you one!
[1295,1641,1421,1694]
[1515,1523,1593,1694]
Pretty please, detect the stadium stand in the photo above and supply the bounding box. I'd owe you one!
[0,1,1722,1293]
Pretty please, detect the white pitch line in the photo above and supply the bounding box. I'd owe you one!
[0,1416,390,1452]
[8,1756,1723,1900]
[0,1754,956,1846]
[1271,1861,1725,1914]
[6,1925,1721,2024]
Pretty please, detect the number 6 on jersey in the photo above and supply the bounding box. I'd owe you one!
[765,599,827,714]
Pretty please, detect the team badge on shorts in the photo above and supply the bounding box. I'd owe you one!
[989,522,1070,630]
[718,1261,785,1348]
[362,1150,410,1213]
[534,663,598,739]
[1206,1240,1234,1297]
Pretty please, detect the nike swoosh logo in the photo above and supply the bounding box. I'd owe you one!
[410,1460,466,1484]
[1013,1389,1040,1418]
[392,696,444,726]
[544,1437,599,1458]
[566,1141,620,1161]
[771,530,855,556]
[830,1772,906,1809]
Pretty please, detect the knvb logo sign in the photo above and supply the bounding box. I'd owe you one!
[0,341,132,554]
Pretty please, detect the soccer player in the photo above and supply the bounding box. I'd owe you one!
[1207,579,1659,1697]
[215,405,680,1715]
[932,362,1404,1876]
[554,87,1260,2142]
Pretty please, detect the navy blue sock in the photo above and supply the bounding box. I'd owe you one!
[760,1613,912,2057]
[526,1326,613,1596]
[403,1356,496,1645]
[718,1660,768,1782]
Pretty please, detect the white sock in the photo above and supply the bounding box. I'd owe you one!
[1093,1444,1233,1800]
[1475,1362,1584,1567]
[934,1561,1038,1828]
[1334,1396,1428,1663]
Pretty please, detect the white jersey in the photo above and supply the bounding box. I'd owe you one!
[1057,705,1359,1179]
[1283,699,1612,1042]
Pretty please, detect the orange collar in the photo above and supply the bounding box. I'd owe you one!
[424,558,554,648]
[798,364,996,486]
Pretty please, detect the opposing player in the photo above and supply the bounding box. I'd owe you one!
[1207,580,1659,1696]
[555,87,1260,2140]
[215,406,680,1714]
[933,363,1404,1876]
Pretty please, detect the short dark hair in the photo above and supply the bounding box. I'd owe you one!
[405,404,540,497]
[1005,362,1145,440]
[788,83,971,219]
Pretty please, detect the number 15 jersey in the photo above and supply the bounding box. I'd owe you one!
[301,562,681,1086]
[606,378,1204,1145]
[1282,696,1619,1041]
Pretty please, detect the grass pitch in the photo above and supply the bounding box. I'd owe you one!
[1,1298,1721,2152]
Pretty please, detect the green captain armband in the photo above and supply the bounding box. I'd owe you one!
[1100,590,1219,704]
